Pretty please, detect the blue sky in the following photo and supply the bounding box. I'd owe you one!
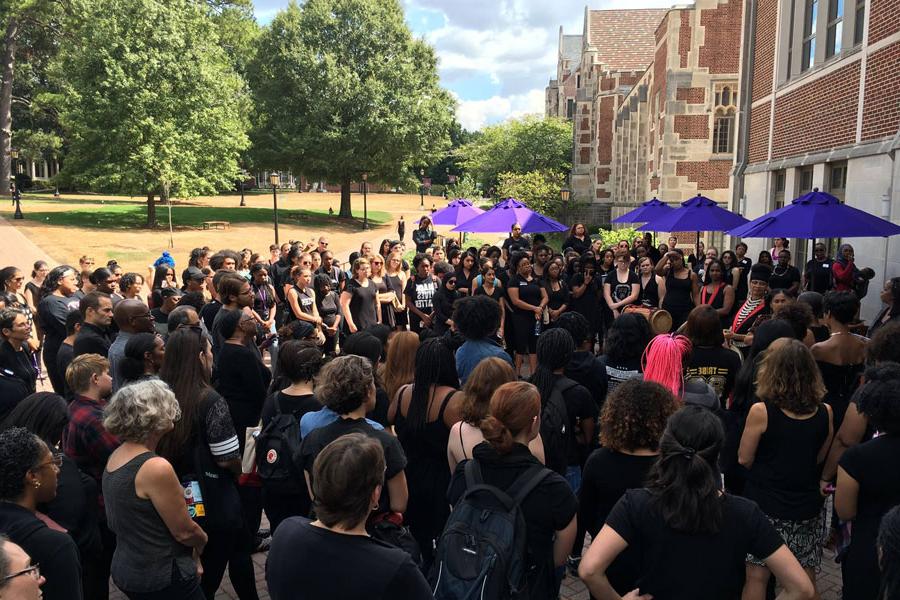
[252,0,674,130]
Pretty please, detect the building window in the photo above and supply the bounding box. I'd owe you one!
[799,166,814,194]
[576,74,581,88]
[828,162,847,201]
[802,0,818,71]
[854,0,865,45]
[826,0,843,57]
[566,98,575,120]
[773,170,786,210]
[712,84,737,154]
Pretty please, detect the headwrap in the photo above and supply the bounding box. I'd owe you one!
[749,263,772,283]
[153,251,175,269]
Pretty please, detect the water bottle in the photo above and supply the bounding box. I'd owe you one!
[534,319,541,336]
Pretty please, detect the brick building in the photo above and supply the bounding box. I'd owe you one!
[545,30,583,120]
[736,0,900,319]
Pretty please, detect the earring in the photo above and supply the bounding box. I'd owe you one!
[33,481,41,489]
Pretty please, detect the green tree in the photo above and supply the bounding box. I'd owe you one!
[248,0,455,218]
[445,174,481,202]
[495,170,566,216]
[456,115,572,191]
[55,0,250,226]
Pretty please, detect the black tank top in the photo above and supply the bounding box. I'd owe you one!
[663,270,693,311]
[744,401,829,520]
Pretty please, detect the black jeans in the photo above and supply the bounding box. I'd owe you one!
[262,489,311,535]
[200,527,259,600]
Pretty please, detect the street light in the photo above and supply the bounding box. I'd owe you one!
[361,172,369,230]
[239,166,246,207]
[10,149,22,219]
[560,187,570,226]
[419,168,425,209]
[269,172,280,245]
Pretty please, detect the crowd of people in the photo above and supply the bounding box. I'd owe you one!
[1,221,899,600]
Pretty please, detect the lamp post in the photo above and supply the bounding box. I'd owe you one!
[10,149,22,219]
[560,187,570,227]
[361,172,369,230]
[239,166,246,207]
[419,168,425,209]
[270,172,280,245]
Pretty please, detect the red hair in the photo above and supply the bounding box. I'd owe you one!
[641,333,692,398]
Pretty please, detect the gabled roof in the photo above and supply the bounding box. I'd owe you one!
[587,8,669,71]
[561,34,583,66]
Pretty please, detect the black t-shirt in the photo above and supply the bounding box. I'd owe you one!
[299,417,406,512]
[552,375,598,464]
[448,443,577,599]
[562,235,591,255]
[579,449,657,594]
[685,346,742,409]
[768,265,801,291]
[605,489,783,600]
[214,342,272,428]
[502,235,531,255]
[508,274,543,316]
[38,293,80,350]
[404,275,437,319]
[606,270,640,303]
[266,517,432,600]
[315,265,347,292]
[261,391,321,428]
[804,259,834,294]
[0,340,37,395]
[344,279,379,332]
[199,299,222,332]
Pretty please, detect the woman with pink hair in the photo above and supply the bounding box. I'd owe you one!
[642,333,719,411]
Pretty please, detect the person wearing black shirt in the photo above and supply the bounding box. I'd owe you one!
[603,252,640,318]
[507,254,547,375]
[38,266,81,394]
[803,242,834,294]
[411,216,437,253]
[267,433,430,600]
[298,355,408,515]
[501,223,531,263]
[769,249,802,295]
[404,255,438,333]
[315,251,347,293]
[149,287,182,337]
[340,258,379,334]
[636,256,660,308]
[580,406,814,600]
[578,380,676,595]
[0,310,37,398]
[562,223,591,255]
[447,381,577,599]
[72,292,114,359]
[684,306,742,408]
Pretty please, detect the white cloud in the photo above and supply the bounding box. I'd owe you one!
[455,89,546,131]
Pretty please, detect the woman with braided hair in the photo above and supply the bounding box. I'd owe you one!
[579,405,814,600]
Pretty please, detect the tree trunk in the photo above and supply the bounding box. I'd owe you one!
[146,192,156,227]
[0,17,18,196]
[339,177,353,218]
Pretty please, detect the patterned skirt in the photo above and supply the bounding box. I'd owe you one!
[747,509,826,568]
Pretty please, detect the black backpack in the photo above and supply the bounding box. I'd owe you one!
[430,460,551,600]
[540,377,578,475]
[255,393,305,494]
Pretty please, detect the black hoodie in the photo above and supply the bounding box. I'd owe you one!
[565,351,608,412]
[0,502,83,600]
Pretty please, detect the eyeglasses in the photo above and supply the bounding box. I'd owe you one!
[2,563,40,583]
[34,453,62,471]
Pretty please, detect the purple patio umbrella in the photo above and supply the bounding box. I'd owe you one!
[427,198,484,226]
[611,197,674,224]
[451,198,568,234]
[728,188,900,238]
[637,194,749,258]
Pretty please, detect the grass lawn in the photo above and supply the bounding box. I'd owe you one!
[10,196,389,230]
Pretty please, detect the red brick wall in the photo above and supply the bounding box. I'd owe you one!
[676,161,732,189]
[596,189,611,199]
[674,114,711,139]
[680,10,692,68]
[752,0,777,102]
[861,41,900,141]
[676,87,706,103]
[601,77,617,91]
[597,96,616,164]
[580,147,591,164]
[869,0,900,45]
[653,39,668,127]
[748,101,771,164]
[650,176,660,191]
[699,0,743,74]
[656,14,669,43]
[579,133,591,143]
[597,168,611,184]
[771,62,860,159]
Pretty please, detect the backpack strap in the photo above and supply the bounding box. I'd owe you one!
[463,459,516,512]
[506,465,553,507]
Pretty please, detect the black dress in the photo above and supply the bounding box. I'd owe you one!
[394,387,456,567]
[544,279,570,313]
[508,274,543,354]
[372,277,395,329]
[639,274,659,308]
[662,271,694,331]
[569,274,600,338]
[344,278,379,333]
[385,273,407,328]
[816,360,863,431]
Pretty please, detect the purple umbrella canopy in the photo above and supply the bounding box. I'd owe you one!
[637,194,749,233]
[451,198,568,234]
[426,198,485,226]
[611,197,675,224]
[728,188,900,238]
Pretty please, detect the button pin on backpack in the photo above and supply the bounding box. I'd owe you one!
[266,449,278,464]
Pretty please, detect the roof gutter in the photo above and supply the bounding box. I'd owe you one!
[732,0,758,219]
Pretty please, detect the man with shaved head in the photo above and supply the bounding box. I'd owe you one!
[108,299,155,392]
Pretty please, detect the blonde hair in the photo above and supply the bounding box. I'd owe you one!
[755,338,826,414]
[65,354,109,394]
[104,379,181,442]
[382,331,419,401]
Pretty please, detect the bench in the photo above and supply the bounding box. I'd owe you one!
[201,221,230,230]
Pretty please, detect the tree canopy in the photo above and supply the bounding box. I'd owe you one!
[248,0,455,217]
[55,0,250,225]
[456,115,572,191]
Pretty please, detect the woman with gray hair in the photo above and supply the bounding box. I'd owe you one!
[102,379,208,600]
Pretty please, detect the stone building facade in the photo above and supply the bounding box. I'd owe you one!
[545,30,582,120]
[737,0,900,319]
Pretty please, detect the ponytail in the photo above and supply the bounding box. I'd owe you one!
[480,415,515,455]
[647,406,724,534]
[478,381,539,455]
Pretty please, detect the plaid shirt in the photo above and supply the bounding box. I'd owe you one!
[64,394,120,485]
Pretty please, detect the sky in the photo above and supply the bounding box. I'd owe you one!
[252,0,675,131]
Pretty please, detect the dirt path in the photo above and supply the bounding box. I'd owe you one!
[0,215,57,270]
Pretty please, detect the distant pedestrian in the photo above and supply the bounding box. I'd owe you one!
[397,215,406,242]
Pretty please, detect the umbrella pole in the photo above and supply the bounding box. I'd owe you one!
[696,232,700,267]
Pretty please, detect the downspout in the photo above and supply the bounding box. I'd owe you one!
[732,0,758,219]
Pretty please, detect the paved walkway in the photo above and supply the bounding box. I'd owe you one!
[0,215,58,268]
